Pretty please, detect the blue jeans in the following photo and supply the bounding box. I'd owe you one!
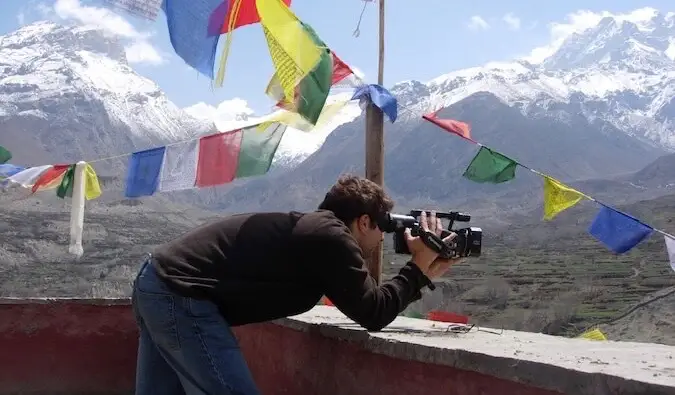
[131,258,260,395]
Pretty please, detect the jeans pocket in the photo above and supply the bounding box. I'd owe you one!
[186,296,220,319]
[136,290,181,351]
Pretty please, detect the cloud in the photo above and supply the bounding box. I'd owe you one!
[467,15,490,31]
[502,13,521,30]
[50,0,164,66]
[17,11,25,25]
[525,7,659,64]
[184,98,256,126]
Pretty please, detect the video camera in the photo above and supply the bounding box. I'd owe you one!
[377,210,482,259]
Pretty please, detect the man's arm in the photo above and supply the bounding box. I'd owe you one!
[306,220,432,331]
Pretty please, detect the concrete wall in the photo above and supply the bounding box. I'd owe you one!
[1,299,674,395]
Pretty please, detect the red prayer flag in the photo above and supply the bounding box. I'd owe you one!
[209,0,293,36]
[31,164,70,193]
[331,53,354,85]
[426,310,469,324]
[195,130,242,187]
[422,111,475,143]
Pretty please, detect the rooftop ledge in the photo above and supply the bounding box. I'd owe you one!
[1,298,674,395]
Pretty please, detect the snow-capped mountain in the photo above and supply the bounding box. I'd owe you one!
[389,8,675,150]
[211,8,675,216]
[0,21,212,168]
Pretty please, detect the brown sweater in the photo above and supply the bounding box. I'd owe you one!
[151,210,431,331]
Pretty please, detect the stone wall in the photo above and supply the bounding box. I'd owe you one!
[0,299,673,395]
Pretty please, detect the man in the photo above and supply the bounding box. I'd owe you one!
[132,174,462,395]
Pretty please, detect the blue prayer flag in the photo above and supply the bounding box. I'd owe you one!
[588,205,653,254]
[162,0,222,78]
[0,164,25,178]
[125,147,166,198]
[351,84,398,123]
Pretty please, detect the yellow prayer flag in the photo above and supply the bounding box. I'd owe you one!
[84,163,102,200]
[543,176,588,220]
[256,0,322,104]
[266,99,349,132]
[577,328,607,341]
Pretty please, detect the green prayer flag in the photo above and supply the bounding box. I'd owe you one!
[0,145,12,164]
[462,146,518,183]
[294,22,333,125]
[56,165,76,199]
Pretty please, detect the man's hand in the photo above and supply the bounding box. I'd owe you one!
[404,210,459,277]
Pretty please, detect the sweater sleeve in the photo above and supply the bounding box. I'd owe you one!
[303,215,431,331]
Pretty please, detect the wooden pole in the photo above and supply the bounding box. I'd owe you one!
[365,0,385,284]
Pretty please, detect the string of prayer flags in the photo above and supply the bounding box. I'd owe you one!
[257,0,327,123]
[32,164,72,194]
[351,84,398,122]
[543,176,589,221]
[125,122,287,198]
[664,236,675,272]
[103,0,163,21]
[588,206,653,254]
[422,111,474,143]
[207,0,292,36]
[162,0,221,78]
[0,145,11,164]
[462,146,518,184]
[55,164,102,201]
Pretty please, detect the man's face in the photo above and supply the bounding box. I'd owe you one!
[354,215,384,255]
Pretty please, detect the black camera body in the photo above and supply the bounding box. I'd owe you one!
[377,210,482,259]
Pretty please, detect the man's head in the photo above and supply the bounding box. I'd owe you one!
[318,174,394,254]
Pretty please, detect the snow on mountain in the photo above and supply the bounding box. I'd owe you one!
[0,21,211,167]
[388,8,675,150]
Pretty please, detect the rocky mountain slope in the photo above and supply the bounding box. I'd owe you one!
[0,21,212,169]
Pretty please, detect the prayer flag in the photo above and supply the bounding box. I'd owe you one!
[257,0,324,117]
[159,140,200,192]
[664,236,675,273]
[543,176,587,220]
[588,206,653,253]
[462,146,517,184]
[0,145,11,164]
[207,0,292,35]
[577,328,607,341]
[125,147,166,198]
[422,111,473,142]
[84,164,102,200]
[103,0,163,21]
[56,165,76,199]
[351,84,398,122]
[162,0,221,78]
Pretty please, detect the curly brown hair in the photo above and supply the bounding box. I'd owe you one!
[318,174,394,228]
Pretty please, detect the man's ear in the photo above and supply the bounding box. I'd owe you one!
[357,214,370,231]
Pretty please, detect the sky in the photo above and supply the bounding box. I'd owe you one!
[0,0,673,120]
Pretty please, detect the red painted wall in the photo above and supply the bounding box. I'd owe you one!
[0,301,561,395]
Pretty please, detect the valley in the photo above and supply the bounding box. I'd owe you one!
[2,8,675,349]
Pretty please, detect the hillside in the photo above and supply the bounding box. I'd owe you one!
[1,183,674,345]
[398,192,675,345]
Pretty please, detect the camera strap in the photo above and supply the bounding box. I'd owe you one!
[419,231,454,260]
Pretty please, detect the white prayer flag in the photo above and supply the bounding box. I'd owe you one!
[158,140,199,192]
[103,0,163,21]
[664,235,675,273]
